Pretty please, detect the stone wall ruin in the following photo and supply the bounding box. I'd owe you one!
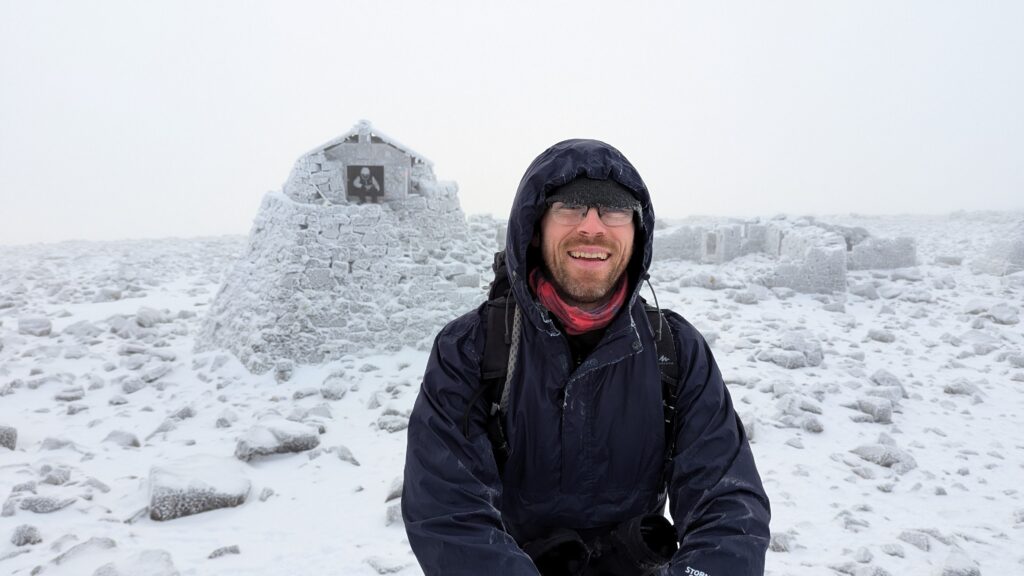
[655,216,918,294]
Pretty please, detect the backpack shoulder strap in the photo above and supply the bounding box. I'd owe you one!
[479,297,513,472]
[460,251,515,472]
[644,305,681,486]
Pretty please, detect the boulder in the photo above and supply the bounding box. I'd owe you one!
[851,444,917,474]
[93,287,122,302]
[985,303,1019,325]
[321,373,348,400]
[855,397,893,424]
[10,524,41,546]
[141,363,172,383]
[944,378,982,396]
[92,549,179,576]
[149,455,251,521]
[937,551,981,576]
[52,536,116,566]
[0,425,16,450]
[18,316,52,337]
[234,419,320,461]
[19,496,76,513]
[103,430,141,448]
[848,282,879,300]
[208,545,240,559]
[135,307,169,328]
[867,328,896,343]
[897,530,930,551]
[779,331,823,367]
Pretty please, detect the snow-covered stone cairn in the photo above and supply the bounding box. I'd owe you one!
[197,121,485,372]
[654,216,917,294]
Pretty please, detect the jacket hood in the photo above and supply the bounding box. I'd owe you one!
[504,139,655,328]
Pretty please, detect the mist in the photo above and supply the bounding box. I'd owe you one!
[2,0,1023,245]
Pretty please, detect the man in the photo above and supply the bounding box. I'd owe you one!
[403,139,770,575]
[352,166,381,202]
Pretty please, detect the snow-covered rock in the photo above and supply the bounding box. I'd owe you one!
[0,425,16,450]
[17,496,77,514]
[851,444,917,474]
[103,430,141,448]
[321,372,349,400]
[855,397,893,424]
[985,303,1019,325]
[234,419,321,461]
[135,307,170,328]
[937,551,982,576]
[149,455,251,521]
[51,536,117,566]
[18,316,52,337]
[867,328,896,343]
[92,549,179,576]
[10,524,41,546]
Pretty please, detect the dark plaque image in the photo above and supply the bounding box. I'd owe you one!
[348,165,384,203]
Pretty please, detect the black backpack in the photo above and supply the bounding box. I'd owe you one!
[463,252,683,485]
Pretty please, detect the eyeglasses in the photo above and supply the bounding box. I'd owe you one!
[546,202,635,227]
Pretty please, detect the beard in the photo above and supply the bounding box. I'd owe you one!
[542,237,630,307]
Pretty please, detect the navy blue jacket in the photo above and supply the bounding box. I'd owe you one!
[403,140,770,575]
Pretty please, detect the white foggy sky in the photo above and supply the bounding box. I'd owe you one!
[1,0,1022,245]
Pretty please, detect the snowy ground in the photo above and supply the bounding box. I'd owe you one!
[1,213,1023,575]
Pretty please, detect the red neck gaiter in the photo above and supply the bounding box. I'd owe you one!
[529,268,629,335]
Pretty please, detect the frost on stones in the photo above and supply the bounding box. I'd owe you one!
[196,120,485,373]
[148,456,251,521]
[0,425,16,450]
[92,549,179,576]
[234,419,321,461]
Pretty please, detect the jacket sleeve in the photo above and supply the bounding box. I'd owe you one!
[663,313,771,576]
[402,313,540,576]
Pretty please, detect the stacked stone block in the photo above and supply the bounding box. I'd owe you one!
[653,226,704,262]
[198,189,478,373]
[765,226,848,294]
[975,221,1024,276]
[702,225,743,264]
[848,237,917,270]
[283,150,332,204]
[740,223,769,255]
[652,217,910,294]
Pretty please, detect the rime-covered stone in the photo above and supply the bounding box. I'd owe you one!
[944,378,981,396]
[92,549,179,576]
[855,397,893,424]
[103,430,141,448]
[52,537,116,566]
[19,496,76,513]
[851,444,917,474]
[0,425,16,450]
[321,375,349,400]
[18,316,52,337]
[867,328,896,343]
[208,545,240,559]
[10,524,41,546]
[149,456,250,521]
[769,532,793,552]
[937,552,981,576]
[385,476,403,502]
[135,307,169,328]
[234,419,320,461]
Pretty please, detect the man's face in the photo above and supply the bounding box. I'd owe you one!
[539,205,635,310]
